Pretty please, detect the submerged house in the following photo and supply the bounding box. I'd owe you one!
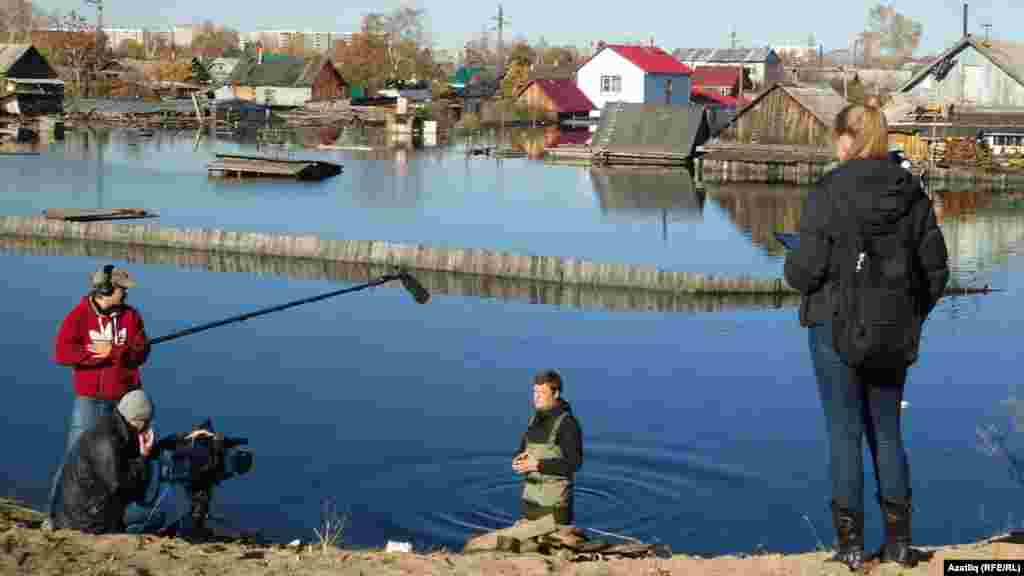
[516,78,595,122]
[576,43,692,111]
[717,83,847,147]
[0,44,64,116]
[216,51,346,107]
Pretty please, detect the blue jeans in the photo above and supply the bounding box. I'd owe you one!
[47,396,117,520]
[809,322,911,513]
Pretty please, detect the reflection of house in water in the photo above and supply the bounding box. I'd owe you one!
[933,190,1024,278]
[589,168,704,241]
[707,183,805,255]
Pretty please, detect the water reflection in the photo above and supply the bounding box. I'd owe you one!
[706,183,805,258]
[0,235,801,314]
[590,167,705,243]
[707,182,1024,283]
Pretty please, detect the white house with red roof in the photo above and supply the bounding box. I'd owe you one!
[576,43,692,111]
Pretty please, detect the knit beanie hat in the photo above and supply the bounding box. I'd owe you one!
[117,389,153,428]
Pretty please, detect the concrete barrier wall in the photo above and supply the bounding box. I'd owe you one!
[0,216,799,295]
[0,235,801,314]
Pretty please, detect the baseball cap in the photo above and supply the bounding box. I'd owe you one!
[90,266,138,290]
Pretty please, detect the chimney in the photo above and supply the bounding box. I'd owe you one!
[257,45,264,65]
[964,1,969,37]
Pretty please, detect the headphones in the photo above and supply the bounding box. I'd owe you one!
[95,264,117,297]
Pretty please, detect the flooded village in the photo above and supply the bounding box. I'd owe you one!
[4,1,1024,574]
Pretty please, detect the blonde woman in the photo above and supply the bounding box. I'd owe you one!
[784,100,949,570]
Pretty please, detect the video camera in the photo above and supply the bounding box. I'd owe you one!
[153,419,253,536]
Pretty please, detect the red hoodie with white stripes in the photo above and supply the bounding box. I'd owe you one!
[54,296,151,401]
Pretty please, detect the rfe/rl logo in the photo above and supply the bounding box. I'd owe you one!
[856,252,866,272]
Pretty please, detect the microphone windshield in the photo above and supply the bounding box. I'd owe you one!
[399,272,430,304]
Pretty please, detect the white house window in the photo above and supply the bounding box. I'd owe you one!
[600,75,621,94]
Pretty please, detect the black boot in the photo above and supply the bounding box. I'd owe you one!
[878,496,925,567]
[827,501,865,572]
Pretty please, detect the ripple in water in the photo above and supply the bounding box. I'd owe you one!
[366,441,769,550]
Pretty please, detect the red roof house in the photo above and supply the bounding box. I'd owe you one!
[517,78,595,121]
[576,42,693,111]
[690,66,741,93]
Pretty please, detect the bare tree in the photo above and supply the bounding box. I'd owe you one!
[866,3,923,64]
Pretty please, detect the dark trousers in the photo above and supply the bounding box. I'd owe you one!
[809,322,911,514]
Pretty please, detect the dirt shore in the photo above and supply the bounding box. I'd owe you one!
[3,498,1021,575]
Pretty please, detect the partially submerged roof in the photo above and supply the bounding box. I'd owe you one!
[519,78,595,112]
[590,102,711,157]
[674,47,775,63]
[900,35,1024,93]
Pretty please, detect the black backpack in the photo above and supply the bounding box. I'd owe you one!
[832,200,924,371]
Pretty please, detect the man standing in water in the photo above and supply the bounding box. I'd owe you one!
[513,370,583,525]
[45,265,151,529]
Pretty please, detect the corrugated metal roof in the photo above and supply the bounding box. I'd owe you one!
[691,66,741,87]
[674,47,774,63]
[521,78,595,112]
[590,102,711,156]
[605,45,691,75]
[0,44,32,74]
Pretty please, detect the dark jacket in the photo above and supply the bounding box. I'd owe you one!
[516,399,583,478]
[784,159,950,327]
[54,296,150,401]
[57,411,151,534]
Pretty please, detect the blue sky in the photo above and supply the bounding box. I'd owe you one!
[39,0,1019,55]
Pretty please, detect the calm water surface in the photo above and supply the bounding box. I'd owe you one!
[1,126,1023,555]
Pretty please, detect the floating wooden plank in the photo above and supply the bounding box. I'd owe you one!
[207,153,342,181]
[42,208,158,222]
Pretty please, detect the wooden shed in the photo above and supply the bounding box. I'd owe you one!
[298,55,347,102]
[516,78,594,122]
[719,83,847,148]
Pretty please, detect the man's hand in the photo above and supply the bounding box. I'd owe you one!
[88,341,112,358]
[185,430,214,441]
[512,453,539,474]
[139,428,155,457]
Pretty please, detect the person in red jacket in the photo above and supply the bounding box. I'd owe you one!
[44,264,151,528]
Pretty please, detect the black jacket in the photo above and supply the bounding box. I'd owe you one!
[57,411,151,534]
[516,399,583,478]
[784,159,950,327]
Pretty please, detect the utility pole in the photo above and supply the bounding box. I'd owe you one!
[491,3,508,80]
[84,0,104,97]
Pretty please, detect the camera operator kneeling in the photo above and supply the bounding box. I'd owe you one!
[55,389,163,534]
